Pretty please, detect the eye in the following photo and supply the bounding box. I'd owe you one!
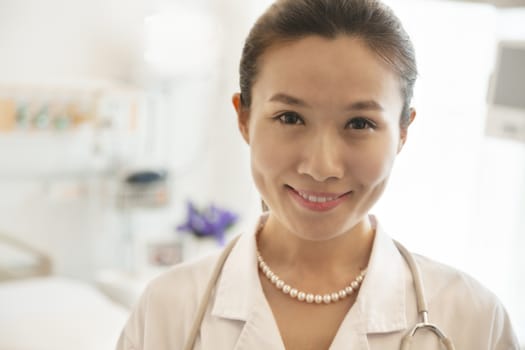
[346,117,375,130]
[275,112,304,125]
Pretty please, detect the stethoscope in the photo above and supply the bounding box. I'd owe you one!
[183,236,456,350]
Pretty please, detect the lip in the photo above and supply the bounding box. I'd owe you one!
[285,185,351,212]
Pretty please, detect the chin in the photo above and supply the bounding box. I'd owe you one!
[286,217,358,242]
[265,195,370,240]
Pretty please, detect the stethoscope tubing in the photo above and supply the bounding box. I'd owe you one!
[394,241,456,350]
[183,235,240,350]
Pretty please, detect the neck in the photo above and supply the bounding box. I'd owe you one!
[257,214,375,278]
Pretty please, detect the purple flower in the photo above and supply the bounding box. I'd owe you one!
[177,201,238,245]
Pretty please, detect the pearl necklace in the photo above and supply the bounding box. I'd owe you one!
[256,250,367,304]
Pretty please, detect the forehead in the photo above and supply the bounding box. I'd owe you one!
[252,35,403,109]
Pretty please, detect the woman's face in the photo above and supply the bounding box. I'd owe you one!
[233,35,414,241]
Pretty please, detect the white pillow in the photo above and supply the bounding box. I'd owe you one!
[0,277,129,350]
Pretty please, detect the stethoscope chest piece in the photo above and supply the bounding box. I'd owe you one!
[400,310,455,349]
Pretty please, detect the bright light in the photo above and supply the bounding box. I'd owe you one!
[144,8,222,77]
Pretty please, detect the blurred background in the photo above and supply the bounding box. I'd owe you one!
[0,0,524,348]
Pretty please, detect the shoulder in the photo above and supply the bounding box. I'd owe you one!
[118,252,223,350]
[145,252,222,309]
[413,253,498,308]
[411,254,519,349]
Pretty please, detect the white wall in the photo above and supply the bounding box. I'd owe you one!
[0,0,145,83]
[376,0,525,341]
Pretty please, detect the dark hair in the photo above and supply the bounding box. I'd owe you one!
[239,0,417,128]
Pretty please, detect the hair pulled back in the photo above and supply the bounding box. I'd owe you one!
[239,0,417,127]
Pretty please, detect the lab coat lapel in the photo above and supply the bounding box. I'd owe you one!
[232,297,286,350]
[329,218,408,349]
[211,215,285,350]
[358,219,407,332]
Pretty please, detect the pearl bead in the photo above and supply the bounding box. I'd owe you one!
[262,265,269,274]
[265,270,272,278]
[345,286,353,294]
[331,293,339,302]
[323,294,331,304]
[306,294,314,303]
[297,292,306,301]
[276,280,285,289]
[271,275,279,284]
[338,290,347,299]
[351,281,359,289]
[282,285,291,294]
[290,289,298,298]
[356,275,363,283]
[315,295,323,304]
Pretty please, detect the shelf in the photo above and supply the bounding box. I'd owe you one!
[0,127,108,179]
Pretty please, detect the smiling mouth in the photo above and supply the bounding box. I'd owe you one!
[285,185,351,204]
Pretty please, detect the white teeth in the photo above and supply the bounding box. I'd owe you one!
[299,192,337,203]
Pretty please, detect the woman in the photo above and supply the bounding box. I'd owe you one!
[117,0,519,349]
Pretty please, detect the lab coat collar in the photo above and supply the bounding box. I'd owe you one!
[211,215,265,321]
[212,214,407,335]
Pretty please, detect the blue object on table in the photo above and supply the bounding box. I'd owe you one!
[177,202,238,245]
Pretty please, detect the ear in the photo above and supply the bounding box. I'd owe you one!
[398,107,416,154]
[232,93,250,144]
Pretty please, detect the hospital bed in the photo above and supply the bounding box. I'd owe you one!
[0,232,128,350]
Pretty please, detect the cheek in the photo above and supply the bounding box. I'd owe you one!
[249,139,290,208]
[249,120,298,176]
[351,139,398,186]
[249,131,286,186]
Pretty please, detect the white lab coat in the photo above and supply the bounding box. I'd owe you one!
[116,216,519,349]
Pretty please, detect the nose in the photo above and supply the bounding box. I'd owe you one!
[297,130,345,182]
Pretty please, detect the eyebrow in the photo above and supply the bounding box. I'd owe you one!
[268,93,384,111]
[269,93,309,107]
